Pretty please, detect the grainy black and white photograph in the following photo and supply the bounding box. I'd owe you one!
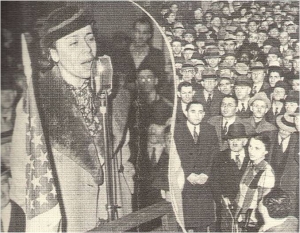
[1,0,299,232]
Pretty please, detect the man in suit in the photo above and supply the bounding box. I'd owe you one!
[194,68,225,121]
[176,81,195,123]
[249,62,270,96]
[265,81,288,125]
[211,123,250,231]
[241,92,277,135]
[1,163,25,232]
[235,76,253,119]
[269,114,299,217]
[174,101,218,232]
[208,95,246,151]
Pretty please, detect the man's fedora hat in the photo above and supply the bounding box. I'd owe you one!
[276,114,297,133]
[41,6,94,48]
[202,68,217,79]
[250,61,265,71]
[204,47,220,59]
[223,122,248,140]
[249,92,271,110]
[285,91,299,104]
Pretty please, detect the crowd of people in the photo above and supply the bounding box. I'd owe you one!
[1,1,299,232]
[154,0,299,232]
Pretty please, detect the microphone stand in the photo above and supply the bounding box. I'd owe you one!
[99,90,118,222]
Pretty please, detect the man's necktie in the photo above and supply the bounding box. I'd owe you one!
[241,103,246,113]
[275,107,279,115]
[151,147,156,166]
[236,154,242,169]
[252,86,257,95]
[194,126,198,144]
[207,94,212,107]
[223,121,228,135]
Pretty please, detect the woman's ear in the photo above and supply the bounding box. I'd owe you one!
[49,48,59,63]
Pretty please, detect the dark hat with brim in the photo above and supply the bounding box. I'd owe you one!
[41,6,94,48]
[223,122,248,140]
[285,91,299,104]
[274,81,290,93]
[204,48,220,59]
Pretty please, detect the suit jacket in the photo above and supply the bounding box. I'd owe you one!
[211,149,250,203]
[241,117,277,135]
[174,121,218,229]
[7,200,26,232]
[207,116,245,151]
[175,100,187,124]
[251,82,270,97]
[265,105,285,126]
[194,89,225,121]
[269,132,299,217]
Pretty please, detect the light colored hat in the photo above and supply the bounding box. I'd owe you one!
[276,114,297,133]
[249,92,271,110]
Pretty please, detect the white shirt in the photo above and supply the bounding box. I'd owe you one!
[272,102,283,115]
[1,202,12,232]
[187,121,200,139]
[238,98,250,111]
[253,82,263,93]
[230,149,246,165]
[203,89,213,101]
[278,135,291,153]
[280,45,289,53]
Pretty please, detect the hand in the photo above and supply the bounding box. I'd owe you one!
[195,173,208,185]
[187,173,199,185]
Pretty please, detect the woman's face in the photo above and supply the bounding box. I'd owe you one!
[248,138,268,161]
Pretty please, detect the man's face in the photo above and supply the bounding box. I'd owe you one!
[248,33,259,43]
[211,17,221,28]
[219,79,233,95]
[251,70,265,83]
[206,57,220,68]
[269,71,283,87]
[183,50,194,61]
[170,4,178,13]
[239,53,250,63]
[1,89,16,109]
[260,21,269,31]
[195,41,205,49]
[221,97,237,117]
[222,7,230,15]
[285,102,299,114]
[293,59,300,72]
[224,56,236,67]
[183,34,194,43]
[148,124,165,144]
[258,33,268,45]
[251,100,268,118]
[181,68,195,82]
[172,41,182,55]
[202,78,217,92]
[248,22,258,33]
[133,22,151,47]
[248,138,268,161]
[279,32,290,46]
[195,66,205,81]
[235,32,245,43]
[266,17,274,25]
[263,45,272,54]
[167,13,176,23]
[235,85,251,100]
[174,28,185,37]
[187,103,205,125]
[51,25,96,79]
[205,13,213,22]
[267,54,279,63]
[273,87,286,100]
[1,175,10,209]
[229,138,247,152]
[274,15,282,24]
[136,69,157,93]
[178,86,195,104]
[224,40,236,52]
[269,28,280,38]
[292,79,300,91]
[194,9,203,19]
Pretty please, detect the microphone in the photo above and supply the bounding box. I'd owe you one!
[91,55,113,96]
